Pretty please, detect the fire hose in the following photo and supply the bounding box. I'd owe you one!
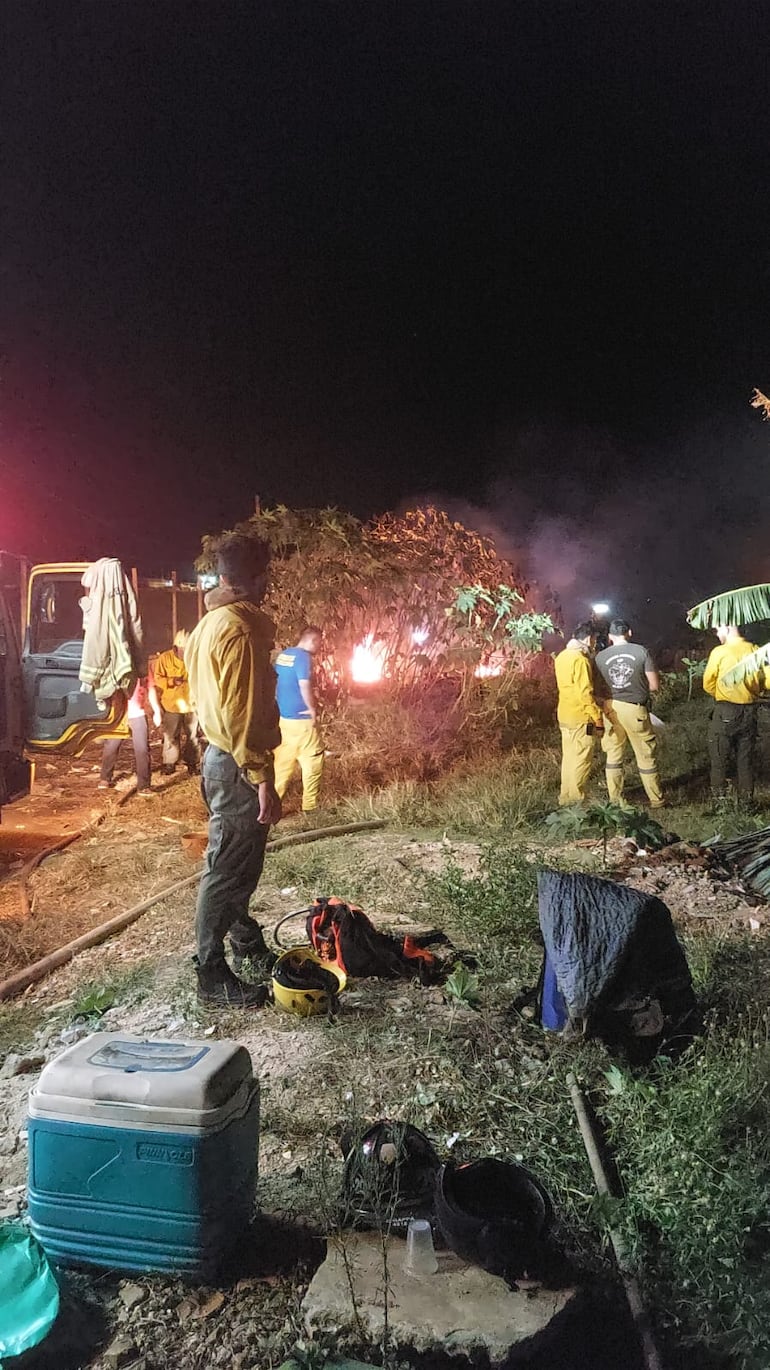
[0,819,386,1001]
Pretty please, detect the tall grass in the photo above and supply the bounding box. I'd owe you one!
[336,746,559,835]
[421,838,770,1368]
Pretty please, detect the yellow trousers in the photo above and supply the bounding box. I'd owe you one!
[274,718,324,811]
[601,700,664,807]
[559,724,595,805]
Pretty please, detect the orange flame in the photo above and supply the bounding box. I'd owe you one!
[351,634,387,684]
[475,654,505,679]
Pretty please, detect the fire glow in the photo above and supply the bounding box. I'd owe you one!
[475,655,505,679]
[351,635,387,684]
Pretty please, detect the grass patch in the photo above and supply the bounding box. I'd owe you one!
[68,961,155,1021]
[602,1022,770,1368]
[409,839,770,1366]
[0,1000,48,1058]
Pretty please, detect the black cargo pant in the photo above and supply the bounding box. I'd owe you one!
[195,746,270,970]
[709,701,757,798]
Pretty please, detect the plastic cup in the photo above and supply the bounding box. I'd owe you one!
[403,1218,438,1278]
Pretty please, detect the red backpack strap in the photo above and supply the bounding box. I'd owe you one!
[402,935,436,967]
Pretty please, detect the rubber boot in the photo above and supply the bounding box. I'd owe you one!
[193,957,269,1009]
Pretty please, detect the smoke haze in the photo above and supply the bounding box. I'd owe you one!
[421,416,770,650]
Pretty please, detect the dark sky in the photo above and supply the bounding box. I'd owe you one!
[2,2,770,635]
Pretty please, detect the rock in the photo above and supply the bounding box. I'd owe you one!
[119,1282,148,1310]
[12,1055,46,1076]
[195,1290,226,1319]
[104,1333,138,1366]
[302,1232,577,1367]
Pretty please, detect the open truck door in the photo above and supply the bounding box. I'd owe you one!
[0,583,31,809]
[22,563,128,757]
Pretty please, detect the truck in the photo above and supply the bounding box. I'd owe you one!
[0,560,132,816]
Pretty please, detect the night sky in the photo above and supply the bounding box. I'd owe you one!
[3,2,770,637]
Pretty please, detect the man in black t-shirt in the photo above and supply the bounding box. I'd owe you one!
[595,620,664,809]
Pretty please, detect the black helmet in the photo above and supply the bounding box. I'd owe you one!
[340,1121,440,1233]
[435,1158,553,1278]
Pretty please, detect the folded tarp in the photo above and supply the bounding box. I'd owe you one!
[537,869,696,1050]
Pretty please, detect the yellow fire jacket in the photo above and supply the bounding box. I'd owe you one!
[153,648,190,713]
[554,642,603,728]
[702,638,762,705]
[185,596,281,783]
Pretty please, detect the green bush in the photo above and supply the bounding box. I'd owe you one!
[602,1031,770,1369]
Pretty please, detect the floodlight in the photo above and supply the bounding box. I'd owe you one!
[591,602,610,616]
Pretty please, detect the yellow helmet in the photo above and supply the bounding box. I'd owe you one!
[271,947,347,1017]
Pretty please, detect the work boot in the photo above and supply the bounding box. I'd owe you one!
[193,957,269,1009]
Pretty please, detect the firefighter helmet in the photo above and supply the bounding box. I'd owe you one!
[271,947,346,1017]
[341,1121,440,1231]
[434,1157,553,1277]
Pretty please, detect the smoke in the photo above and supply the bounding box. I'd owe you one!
[409,417,770,649]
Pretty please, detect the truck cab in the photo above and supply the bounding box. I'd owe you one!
[0,561,129,816]
[0,580,30,810]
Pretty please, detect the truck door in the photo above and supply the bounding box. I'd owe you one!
[0,586,31,807]
[22,564,128,756]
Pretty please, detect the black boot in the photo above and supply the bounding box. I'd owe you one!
[193,957,269,1009]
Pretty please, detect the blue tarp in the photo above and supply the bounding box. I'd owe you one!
[537,868,694,1028]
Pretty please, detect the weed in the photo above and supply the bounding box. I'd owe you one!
[545,802,667,860]
[442,963,480,1009]
[601,1027,770,1368]
[71,984,116,1019]
[69,963,154,1021]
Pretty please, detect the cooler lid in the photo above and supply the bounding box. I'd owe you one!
[29,1033,254,1124]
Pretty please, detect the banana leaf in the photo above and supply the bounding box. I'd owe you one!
[686,583,770,629]
[707,825,770,898]
[721,641,770,688]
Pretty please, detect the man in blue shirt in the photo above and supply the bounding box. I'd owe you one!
[273,626,324,810]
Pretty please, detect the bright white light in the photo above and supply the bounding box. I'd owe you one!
[351,634,387,684]
[198,573,218,590]
[412,627,429,646]
[592,602,610,616]
[475,653,505,679]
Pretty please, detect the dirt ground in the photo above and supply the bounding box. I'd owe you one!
[0,766,766,1369]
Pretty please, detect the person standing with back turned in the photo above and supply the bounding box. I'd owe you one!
[702,624,764,800]
[185,533,282,1008]
[554,622,604,805]
[273,627,325,811]
[595,619,665,809]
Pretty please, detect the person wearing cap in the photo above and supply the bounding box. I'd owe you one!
[185,533,282,1009]
[153,629,200,774]
[703,625,764,799]
[554,622,604,805]
[594,619,665,809]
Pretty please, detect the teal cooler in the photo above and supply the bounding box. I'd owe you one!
[27,1033,259,1276]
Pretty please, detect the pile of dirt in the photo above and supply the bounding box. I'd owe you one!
[614,840,766,935]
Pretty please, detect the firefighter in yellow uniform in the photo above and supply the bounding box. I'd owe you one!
[594,619,664,809]
[153,629,200,774]
[273,627,325,811]
[554,622,604,805]
[703,625,763,798]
